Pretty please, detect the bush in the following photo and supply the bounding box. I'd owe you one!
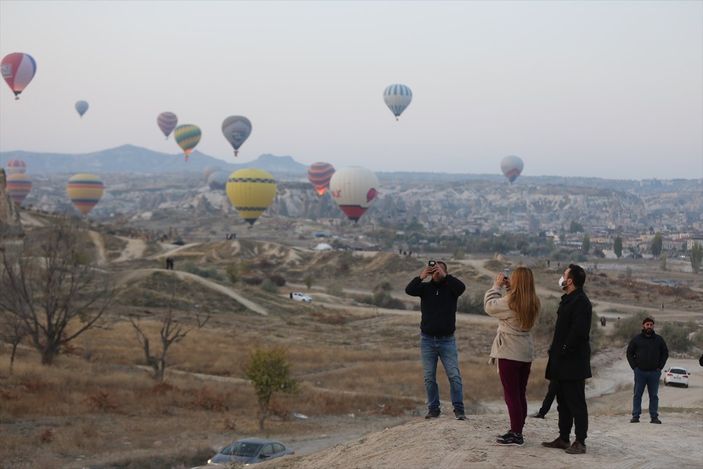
[181,262,224,281]
[268,274,286,287]
[226,263,240,284]
[242,276,263,286]
[659,321,696,353]
[457,292,486,315]
[261,279,279,293]
[612,312,651,344]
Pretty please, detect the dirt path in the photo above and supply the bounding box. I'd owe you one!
[113,236,146,263]
[118,268,269,316]
[148,242,202,260]
[88,230,108,266]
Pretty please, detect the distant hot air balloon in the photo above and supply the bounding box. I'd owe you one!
[221,116,252,157]
[5,159,27,175]
[226,168,276,226]
[329,166,379,222]
[500,155,524,183]
[67,173,104,216]
[157,112,178,139]
[383,84,412,121]
[6,173,32,205]
[75,100,89,118]
[307,162,335,196]
[174,124,201,161]
[1,52,36,100]
[207,171,228,191]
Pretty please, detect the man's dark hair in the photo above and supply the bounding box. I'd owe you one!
[567,264,586,288]
[437,261,448,272]
[642,317,655,325]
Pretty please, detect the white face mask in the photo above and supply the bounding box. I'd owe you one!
[558,276,568,289]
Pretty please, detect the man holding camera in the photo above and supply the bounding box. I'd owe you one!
[405,260,467,420]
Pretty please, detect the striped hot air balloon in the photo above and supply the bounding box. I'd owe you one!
[307,162,335,196]
[157,112,178,139]
[226,168,276,226]
[500,155,524,184]
[5,159,27,175]
[329,166,379,222]
[383,84,412,121]
[174,124,201,161]
[6,173,32,205]
[75,100,89,117]
[67,173,104,216]
[1,52,37,100]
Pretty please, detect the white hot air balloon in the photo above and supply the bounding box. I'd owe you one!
[383,84,412,121]
[501,155,524,183]
[329,166,380,222]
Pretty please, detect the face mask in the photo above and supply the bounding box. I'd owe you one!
[558,276,568,290]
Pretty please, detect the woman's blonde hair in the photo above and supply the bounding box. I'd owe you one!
[507,267,540,330]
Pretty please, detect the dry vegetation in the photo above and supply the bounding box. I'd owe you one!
[1,228,700,468]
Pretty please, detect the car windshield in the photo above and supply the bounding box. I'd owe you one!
[670,369,687,374]
[229,442,262,457]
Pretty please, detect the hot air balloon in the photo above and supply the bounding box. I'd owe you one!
[174,124,201,161]
[329,166,379,222]
[157,112,178,139]
[1,53,36,100]
[75,100,89,117]
[67,173,104,216]
[207,171,228,191]
[500,155,524,183]
[221,116,252,156]
[6,173,32,205]
[307,162,335,196]
[226,168,276,226]
[383,84,412,121]
[5,159,27,175]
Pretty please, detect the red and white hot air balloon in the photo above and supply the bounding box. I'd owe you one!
[307,162,335,196]
[500,155,524,184]
[1,53,37,100]
[5,159,27,175]
[329,166,379,222]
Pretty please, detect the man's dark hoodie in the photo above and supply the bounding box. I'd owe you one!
[405,274,465,336]
[627,330,669,371]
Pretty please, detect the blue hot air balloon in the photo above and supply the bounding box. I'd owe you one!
[383,84,412,121]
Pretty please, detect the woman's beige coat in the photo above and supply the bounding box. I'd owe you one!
[483,288,534,364]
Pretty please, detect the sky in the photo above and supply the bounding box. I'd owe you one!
[1,0,702,179]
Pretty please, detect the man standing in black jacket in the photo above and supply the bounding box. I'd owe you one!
[405,260,466,420]
[626,317,668,424]
[542,264,592,455]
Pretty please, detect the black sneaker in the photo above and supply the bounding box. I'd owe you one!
[650,417,662,424]
[496,432,524,446]
[531,412,546,419]
[453,409,466,420]
[424,409,440,419]
[630,417,640,423]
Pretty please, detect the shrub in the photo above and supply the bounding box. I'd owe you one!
[457,292,486,315]
[226,263,240,284]
[261,279,279,293]
[659,321,696,353]
[85,389,119,412]
[268,274,286,287]
[181,262,224,281]
[612,311,651,344]
[242,276,263,286]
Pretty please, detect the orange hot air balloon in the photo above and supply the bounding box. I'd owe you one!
[6,173,32,205]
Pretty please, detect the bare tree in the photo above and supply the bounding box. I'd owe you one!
[0,219,113,365]
[0,310,27,374]
[130,300,209,381]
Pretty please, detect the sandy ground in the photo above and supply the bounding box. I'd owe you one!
[113,236,146,263]
[245,357,703,469]
[88,230,108,266]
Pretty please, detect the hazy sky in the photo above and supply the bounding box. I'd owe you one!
[1,0,702,179]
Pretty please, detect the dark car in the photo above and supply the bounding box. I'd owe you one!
[207,438,293,465]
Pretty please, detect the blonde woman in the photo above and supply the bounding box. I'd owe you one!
[484,267,540,446]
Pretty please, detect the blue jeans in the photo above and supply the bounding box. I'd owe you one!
[633,368,661,419]
[420,334,464,413]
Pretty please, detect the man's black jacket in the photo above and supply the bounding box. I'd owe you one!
[405,275,465,337]
[626,331,668,371]
[546,288,592,381]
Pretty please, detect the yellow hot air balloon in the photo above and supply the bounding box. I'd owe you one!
[226,168,276,226]
[67,173,104,215]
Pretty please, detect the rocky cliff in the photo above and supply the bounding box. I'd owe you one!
[0,169,24,239]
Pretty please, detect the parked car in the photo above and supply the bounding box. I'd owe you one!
[663,367,689,387]
[207,438,294,465]
[289,291,312,302]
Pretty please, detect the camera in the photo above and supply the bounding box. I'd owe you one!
[428,260,436,267]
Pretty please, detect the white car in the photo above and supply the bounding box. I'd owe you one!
[289,292,312,303]
[663,367,689,388]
